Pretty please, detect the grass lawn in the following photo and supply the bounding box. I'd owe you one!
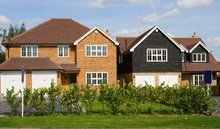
[0,115,219,128]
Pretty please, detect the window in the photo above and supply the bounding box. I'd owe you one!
[119,55,123,63]
[58,45,69,57]
[86,72,108,85]
[192,75,204,86]
[192,53,206,62]
[86,45,107,57]
[21,45,38,57]
[181,53,185,62]
[146,49,167,62]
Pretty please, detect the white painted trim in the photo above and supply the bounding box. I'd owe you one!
[57,45,69,58]
[130,25,185,52]
[74,27,119,46]
[189,41,211,53]
[85,45,108,57]
[192,53,207,62]
[85,72,108,85]
[20,45,38,58]
[192,74,204,86]
[146,48,168,62]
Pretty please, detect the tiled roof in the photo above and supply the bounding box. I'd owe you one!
[0,57,62,71]
[182,55,220,72]
[116,37,136,54]
[173,38,205,50]
[3,18,90,45]
[59,63,80,73]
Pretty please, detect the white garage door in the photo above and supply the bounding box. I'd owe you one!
[0,71,26,95]
[135,75,155,87]
[159,74,179,87]
[32,71,57,91]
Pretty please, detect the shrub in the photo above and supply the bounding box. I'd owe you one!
[4,87,19,115]
[60,84,83,114]
[81,85,96,114]
[47,81,61,114]
[23,87,32,114]
[31,88,48,115]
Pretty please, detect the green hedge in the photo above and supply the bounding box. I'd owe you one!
[3,82,217,115]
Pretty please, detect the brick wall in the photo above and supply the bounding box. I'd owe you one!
[76,30,117,86]
[7,45,76,63]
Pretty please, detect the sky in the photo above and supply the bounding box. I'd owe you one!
[0,0,220,60]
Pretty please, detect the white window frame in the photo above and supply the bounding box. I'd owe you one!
[57,45,69,58]
[146,48,168,62]
[86,72,108,85]
[192,53,206,62]
[119,55,123,64]
[85,45,108,57]
[181,53,185,62]
[192,74,204,86]
[21,45,38,57]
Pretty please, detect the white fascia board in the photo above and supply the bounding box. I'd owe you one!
[189,41,211,53]
[74,27,119,46]
[130,25,185,52]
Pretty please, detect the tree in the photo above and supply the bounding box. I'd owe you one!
[19,22,26,34]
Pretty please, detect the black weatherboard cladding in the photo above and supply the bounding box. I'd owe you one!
[132,29,182,72]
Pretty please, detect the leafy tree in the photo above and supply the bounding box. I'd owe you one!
[19,22,26,34]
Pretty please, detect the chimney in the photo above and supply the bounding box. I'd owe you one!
[105,29,110,36]
[192,32,199,38]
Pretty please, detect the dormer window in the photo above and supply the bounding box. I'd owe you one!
[21,45,38,57]
[192,53,206,62]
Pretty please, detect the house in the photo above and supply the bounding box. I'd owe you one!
[0,18,118,95]
[117,25,220,89]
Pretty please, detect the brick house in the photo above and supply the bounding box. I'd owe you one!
[0,18,118,95]
[117,25,220,91]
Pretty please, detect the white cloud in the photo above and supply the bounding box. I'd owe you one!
[137,8,180,24]
[0,15,11,28]
[89,0,157,9]
[112,27,148,36]
[177,0,213,9]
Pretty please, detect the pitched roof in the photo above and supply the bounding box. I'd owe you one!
[116,37,136,53]
[59,63,80,73]
[182,54,220,72]
[3,18,90,45]
[0,57,62,71]
[117,26,185,54]
[74,27,119,45]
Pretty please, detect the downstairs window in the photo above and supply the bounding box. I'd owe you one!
[86,72,108,85]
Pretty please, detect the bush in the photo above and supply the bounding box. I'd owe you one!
[4,87,19,115]
[81,85,96,114]
[31,88,48,115]
[60,84,83,114]
[23,87,32,114]
[47,81,61,114]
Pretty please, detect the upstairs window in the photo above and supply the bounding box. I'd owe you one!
[58,45,69,57]
[21,45,38,57]
[181,53,185,62]
[192,53,206,62]
[86,45,107,57]
[192,74,204,86]
[146,49,167,62]
[86,72,108,85]
[119,55,123,63]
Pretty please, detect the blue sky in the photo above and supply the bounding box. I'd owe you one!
[0,0,220,60]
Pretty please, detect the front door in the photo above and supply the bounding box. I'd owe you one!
[70,74,76,84]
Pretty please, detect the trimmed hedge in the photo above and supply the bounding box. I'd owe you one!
[3,82,217,115]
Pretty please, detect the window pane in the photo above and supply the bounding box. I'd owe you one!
[102,46,107,56]
[64,46,68,57]
[92,46,96,56]
[198,54,201,61]
[33,46,37,57]
[92,73,96,78]
[162,50,166,61]
[86,46,91,56]
[202,54,206,61]
[27,46,32,56]
[59,46,63,57]
[87,73,91,84]
[193,54,197,61]
[22,47,26,57]
[103,73,107,84]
